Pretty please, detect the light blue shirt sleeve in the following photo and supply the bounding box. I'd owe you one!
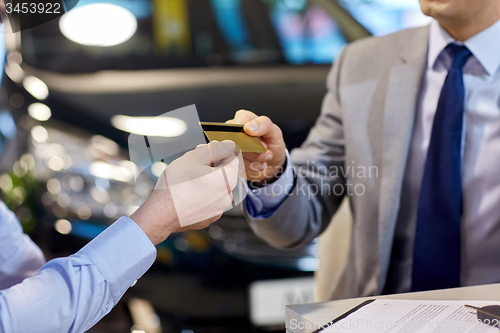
[0,201,46,290]
[0,204,157,333]
[246,150,295,218]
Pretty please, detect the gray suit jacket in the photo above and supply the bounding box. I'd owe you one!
[245,26,430,300]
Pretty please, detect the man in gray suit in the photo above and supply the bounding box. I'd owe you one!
[227,0,500,300]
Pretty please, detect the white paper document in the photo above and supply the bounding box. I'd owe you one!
[322,299,500,332]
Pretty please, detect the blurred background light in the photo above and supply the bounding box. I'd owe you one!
[46,156,65,171]
[28,103,52,121]
[103,203,117,218]
[77,206,92,220]
[0,174,13,192]
[23,76,49,100]
[90,135,120,156]
[69,176,85,192]
[151,161,166,177]
[90,186,110,204]
[55,219,73,235]
[47,178,62,194]
[4,63,24,83]
[111,115,187,137]
[89,161,134,182]
[59,3,138,47]
[57,194,71,208]
[31,125,49,143]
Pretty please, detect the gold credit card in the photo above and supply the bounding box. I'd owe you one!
[200,122,267,153]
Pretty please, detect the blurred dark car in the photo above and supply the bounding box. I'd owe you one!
[0,0,428,332]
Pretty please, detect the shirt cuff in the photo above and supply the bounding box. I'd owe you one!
[246,150,295,217]
[78,216,157,302]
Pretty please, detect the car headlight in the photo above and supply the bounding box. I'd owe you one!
[29,121,155,226]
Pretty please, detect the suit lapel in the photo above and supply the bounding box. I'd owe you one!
[377,26,430,293]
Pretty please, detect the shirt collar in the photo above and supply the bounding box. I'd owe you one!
[428,19,500,76]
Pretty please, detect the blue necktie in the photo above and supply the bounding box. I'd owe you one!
[411,44,472,292]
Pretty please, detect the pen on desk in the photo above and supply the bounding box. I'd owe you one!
[464,305,500,320]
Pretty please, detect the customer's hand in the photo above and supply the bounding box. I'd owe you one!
[131,141,239,245]
[226,110,286,185]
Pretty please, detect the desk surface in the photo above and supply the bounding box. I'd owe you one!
[285,283,500,333]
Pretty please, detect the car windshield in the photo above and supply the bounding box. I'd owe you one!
[339,0,431,36]
[18,0,331,72]
[19,0,426,74]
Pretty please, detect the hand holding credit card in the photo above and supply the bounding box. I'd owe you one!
[222,111,287,184]
[200,122,267,153]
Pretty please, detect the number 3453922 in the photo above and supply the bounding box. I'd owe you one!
[6,2,61,14]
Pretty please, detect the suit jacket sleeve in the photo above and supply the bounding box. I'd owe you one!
[244,46,349,249]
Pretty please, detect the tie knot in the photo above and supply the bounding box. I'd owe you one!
[446,44,472,70]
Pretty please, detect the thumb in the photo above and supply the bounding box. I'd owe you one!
[196,140,236,165]
[243,116,283,146]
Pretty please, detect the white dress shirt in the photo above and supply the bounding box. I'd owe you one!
[248,18,500,293]
[0,201,157,333]
[0,202,45,291]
